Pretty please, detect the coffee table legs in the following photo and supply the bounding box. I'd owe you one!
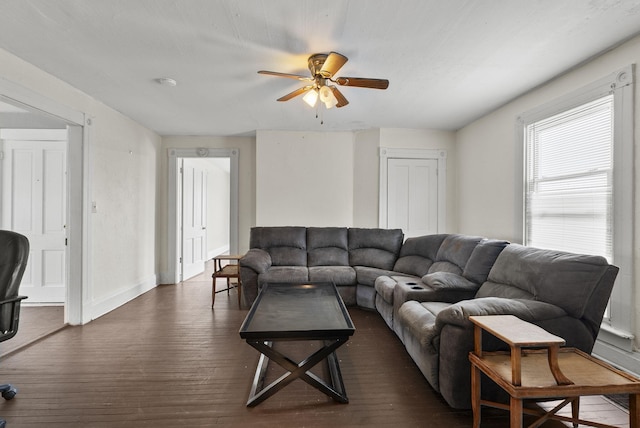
[245,338,350,407]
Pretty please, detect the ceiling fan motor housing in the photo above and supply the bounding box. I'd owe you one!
[308,54,329,77]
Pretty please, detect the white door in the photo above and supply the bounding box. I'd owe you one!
[1,131,68,303]
[387,158,439,238]
[181,159,207,280]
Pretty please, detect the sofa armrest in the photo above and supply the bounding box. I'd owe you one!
[436,297,568,330]
[240,248,272,274]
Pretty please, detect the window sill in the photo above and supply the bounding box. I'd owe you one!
[592,325,640,376]
[598,323,634,352]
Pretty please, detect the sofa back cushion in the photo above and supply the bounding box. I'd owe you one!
[462,239,509,284]
[249,226,307,266]
[307,227,349,266]
[481,244,613,319]
[428,234,483,275]
[393,234,448,277]
[348,228,403,270]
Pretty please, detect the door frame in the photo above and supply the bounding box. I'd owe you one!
[167,148,239,284]
[379,147,447,233]
[0,77,90,325]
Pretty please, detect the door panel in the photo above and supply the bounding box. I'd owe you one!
[2,136,67,303]
[181,159,207,280]
[387,158,438,239]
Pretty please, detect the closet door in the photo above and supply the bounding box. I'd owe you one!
[387,158,439,239]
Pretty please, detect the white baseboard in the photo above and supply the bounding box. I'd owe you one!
[593,339,640,377]
[158,271,177,285]
[89,275,157,321]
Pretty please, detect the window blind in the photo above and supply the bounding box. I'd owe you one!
[524,94,613,260]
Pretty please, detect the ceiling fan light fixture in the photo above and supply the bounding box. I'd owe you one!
[302,89,318,107]
[319,85,338,109]
[258,51,388,112]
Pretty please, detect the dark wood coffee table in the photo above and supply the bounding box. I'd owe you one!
[239,282,355,407]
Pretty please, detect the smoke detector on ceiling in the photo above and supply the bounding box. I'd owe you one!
[156,77,177,87]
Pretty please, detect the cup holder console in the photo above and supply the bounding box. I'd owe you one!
[405,282,423,290]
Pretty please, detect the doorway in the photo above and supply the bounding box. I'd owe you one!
[167,148,239,284]
[0,81,88,325]
[180,157,232,280]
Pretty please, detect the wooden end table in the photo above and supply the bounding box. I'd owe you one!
[469,314,640,428]
[211,254,242,308]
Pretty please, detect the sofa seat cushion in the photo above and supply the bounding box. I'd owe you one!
[354,266,396,287]
[308,266,356,285]
[257,266,309,286]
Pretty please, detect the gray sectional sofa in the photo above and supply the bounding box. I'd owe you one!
[240,226,404,308]
[239,226,619,409]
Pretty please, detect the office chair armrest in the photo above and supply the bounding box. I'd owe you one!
[0,296,27,306]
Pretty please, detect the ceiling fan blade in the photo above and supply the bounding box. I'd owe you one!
[258,70,312,81]
[277,86,313,102]
[331,87,349,108]
[334,77,389,90]
[319,52,348,78]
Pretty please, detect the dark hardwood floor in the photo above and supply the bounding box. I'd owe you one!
[1,306,65,358]
[0,264,630,427]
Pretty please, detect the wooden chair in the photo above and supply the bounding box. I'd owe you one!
[211,254,242,308]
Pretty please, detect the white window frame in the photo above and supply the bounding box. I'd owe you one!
[516,65,635,362]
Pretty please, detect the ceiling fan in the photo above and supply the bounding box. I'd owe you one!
[258,52,389,109]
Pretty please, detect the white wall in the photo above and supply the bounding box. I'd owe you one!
[256,130,354,227]
[353,129,381,227]
[456,34,640,359]
[254,128,457,232]
[0,47,161,321]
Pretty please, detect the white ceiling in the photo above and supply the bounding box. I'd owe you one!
[1,0,639,136]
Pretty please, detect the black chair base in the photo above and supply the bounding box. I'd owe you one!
[0,382,17,427]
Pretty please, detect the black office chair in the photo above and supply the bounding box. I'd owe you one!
[0,231,29,428]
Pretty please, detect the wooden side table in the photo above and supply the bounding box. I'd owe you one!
[211,254,243,309]
[469,314,640,428]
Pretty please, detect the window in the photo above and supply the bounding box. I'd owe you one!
[517,65,634,359]
[524,95,613,259]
